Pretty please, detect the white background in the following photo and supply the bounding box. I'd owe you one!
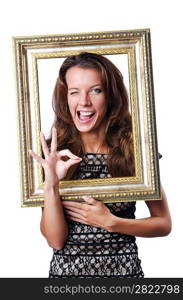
[0,0,183,277]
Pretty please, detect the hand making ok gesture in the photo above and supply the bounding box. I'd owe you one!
[29,127,82,187]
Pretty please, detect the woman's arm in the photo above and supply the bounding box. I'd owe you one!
[29,128,82,250]
[63,185,172,238]
[107,186,172,237]
[40,185,68,250]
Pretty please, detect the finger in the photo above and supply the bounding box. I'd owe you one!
[82,196,99,205]
[66,215,87,224]
[65,209,86,219]
[62,201,86,210]
[29,150,44,164]
[64,158,81,169]
[58,149,82,160]
[40,132,49,157]
[64,207,87,217]
[51,127,57,152]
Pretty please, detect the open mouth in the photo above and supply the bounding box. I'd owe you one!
[77,111,95,122]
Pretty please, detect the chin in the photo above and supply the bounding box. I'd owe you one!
[75,125,95,133]
[74,119,97,133]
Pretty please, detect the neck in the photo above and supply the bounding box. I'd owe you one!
[81,130,108,154]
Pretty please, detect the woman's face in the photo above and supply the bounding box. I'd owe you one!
[66,66,107,134]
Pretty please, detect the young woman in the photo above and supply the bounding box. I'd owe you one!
[29,52,171,278]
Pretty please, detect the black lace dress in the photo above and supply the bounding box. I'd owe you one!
[49,153,144,278]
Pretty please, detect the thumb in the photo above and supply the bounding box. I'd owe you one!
[82,196,98,205]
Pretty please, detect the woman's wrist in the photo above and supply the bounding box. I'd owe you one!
[104,214,120,232]
[43,183,61,205]
[43,181,60,193]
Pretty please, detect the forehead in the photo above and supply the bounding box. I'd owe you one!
[65,66,102,87]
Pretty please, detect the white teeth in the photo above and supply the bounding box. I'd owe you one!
[79,111,94,116]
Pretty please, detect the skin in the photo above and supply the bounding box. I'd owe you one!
[29,67,172,250]
[29,128,82,249]
[66,66,108,153]
[63,190,171,238]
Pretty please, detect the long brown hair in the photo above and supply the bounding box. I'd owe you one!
[49,52,135,178]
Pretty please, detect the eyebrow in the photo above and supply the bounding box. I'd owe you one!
[68,84,102,91]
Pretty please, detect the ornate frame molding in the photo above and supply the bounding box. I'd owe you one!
[13,29,161,207]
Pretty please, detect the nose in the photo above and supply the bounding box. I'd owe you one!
[78,91,91,106]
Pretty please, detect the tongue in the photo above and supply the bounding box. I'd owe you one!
[79,113,94,121]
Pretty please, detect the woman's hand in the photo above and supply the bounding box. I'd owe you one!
[29,127,82,187]
[62,196,114,230]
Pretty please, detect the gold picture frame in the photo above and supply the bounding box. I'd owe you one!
[13,28,161,207]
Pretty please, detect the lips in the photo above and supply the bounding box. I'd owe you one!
[77,111,95,122]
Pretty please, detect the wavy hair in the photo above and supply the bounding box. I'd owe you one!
[48,52,135,178]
